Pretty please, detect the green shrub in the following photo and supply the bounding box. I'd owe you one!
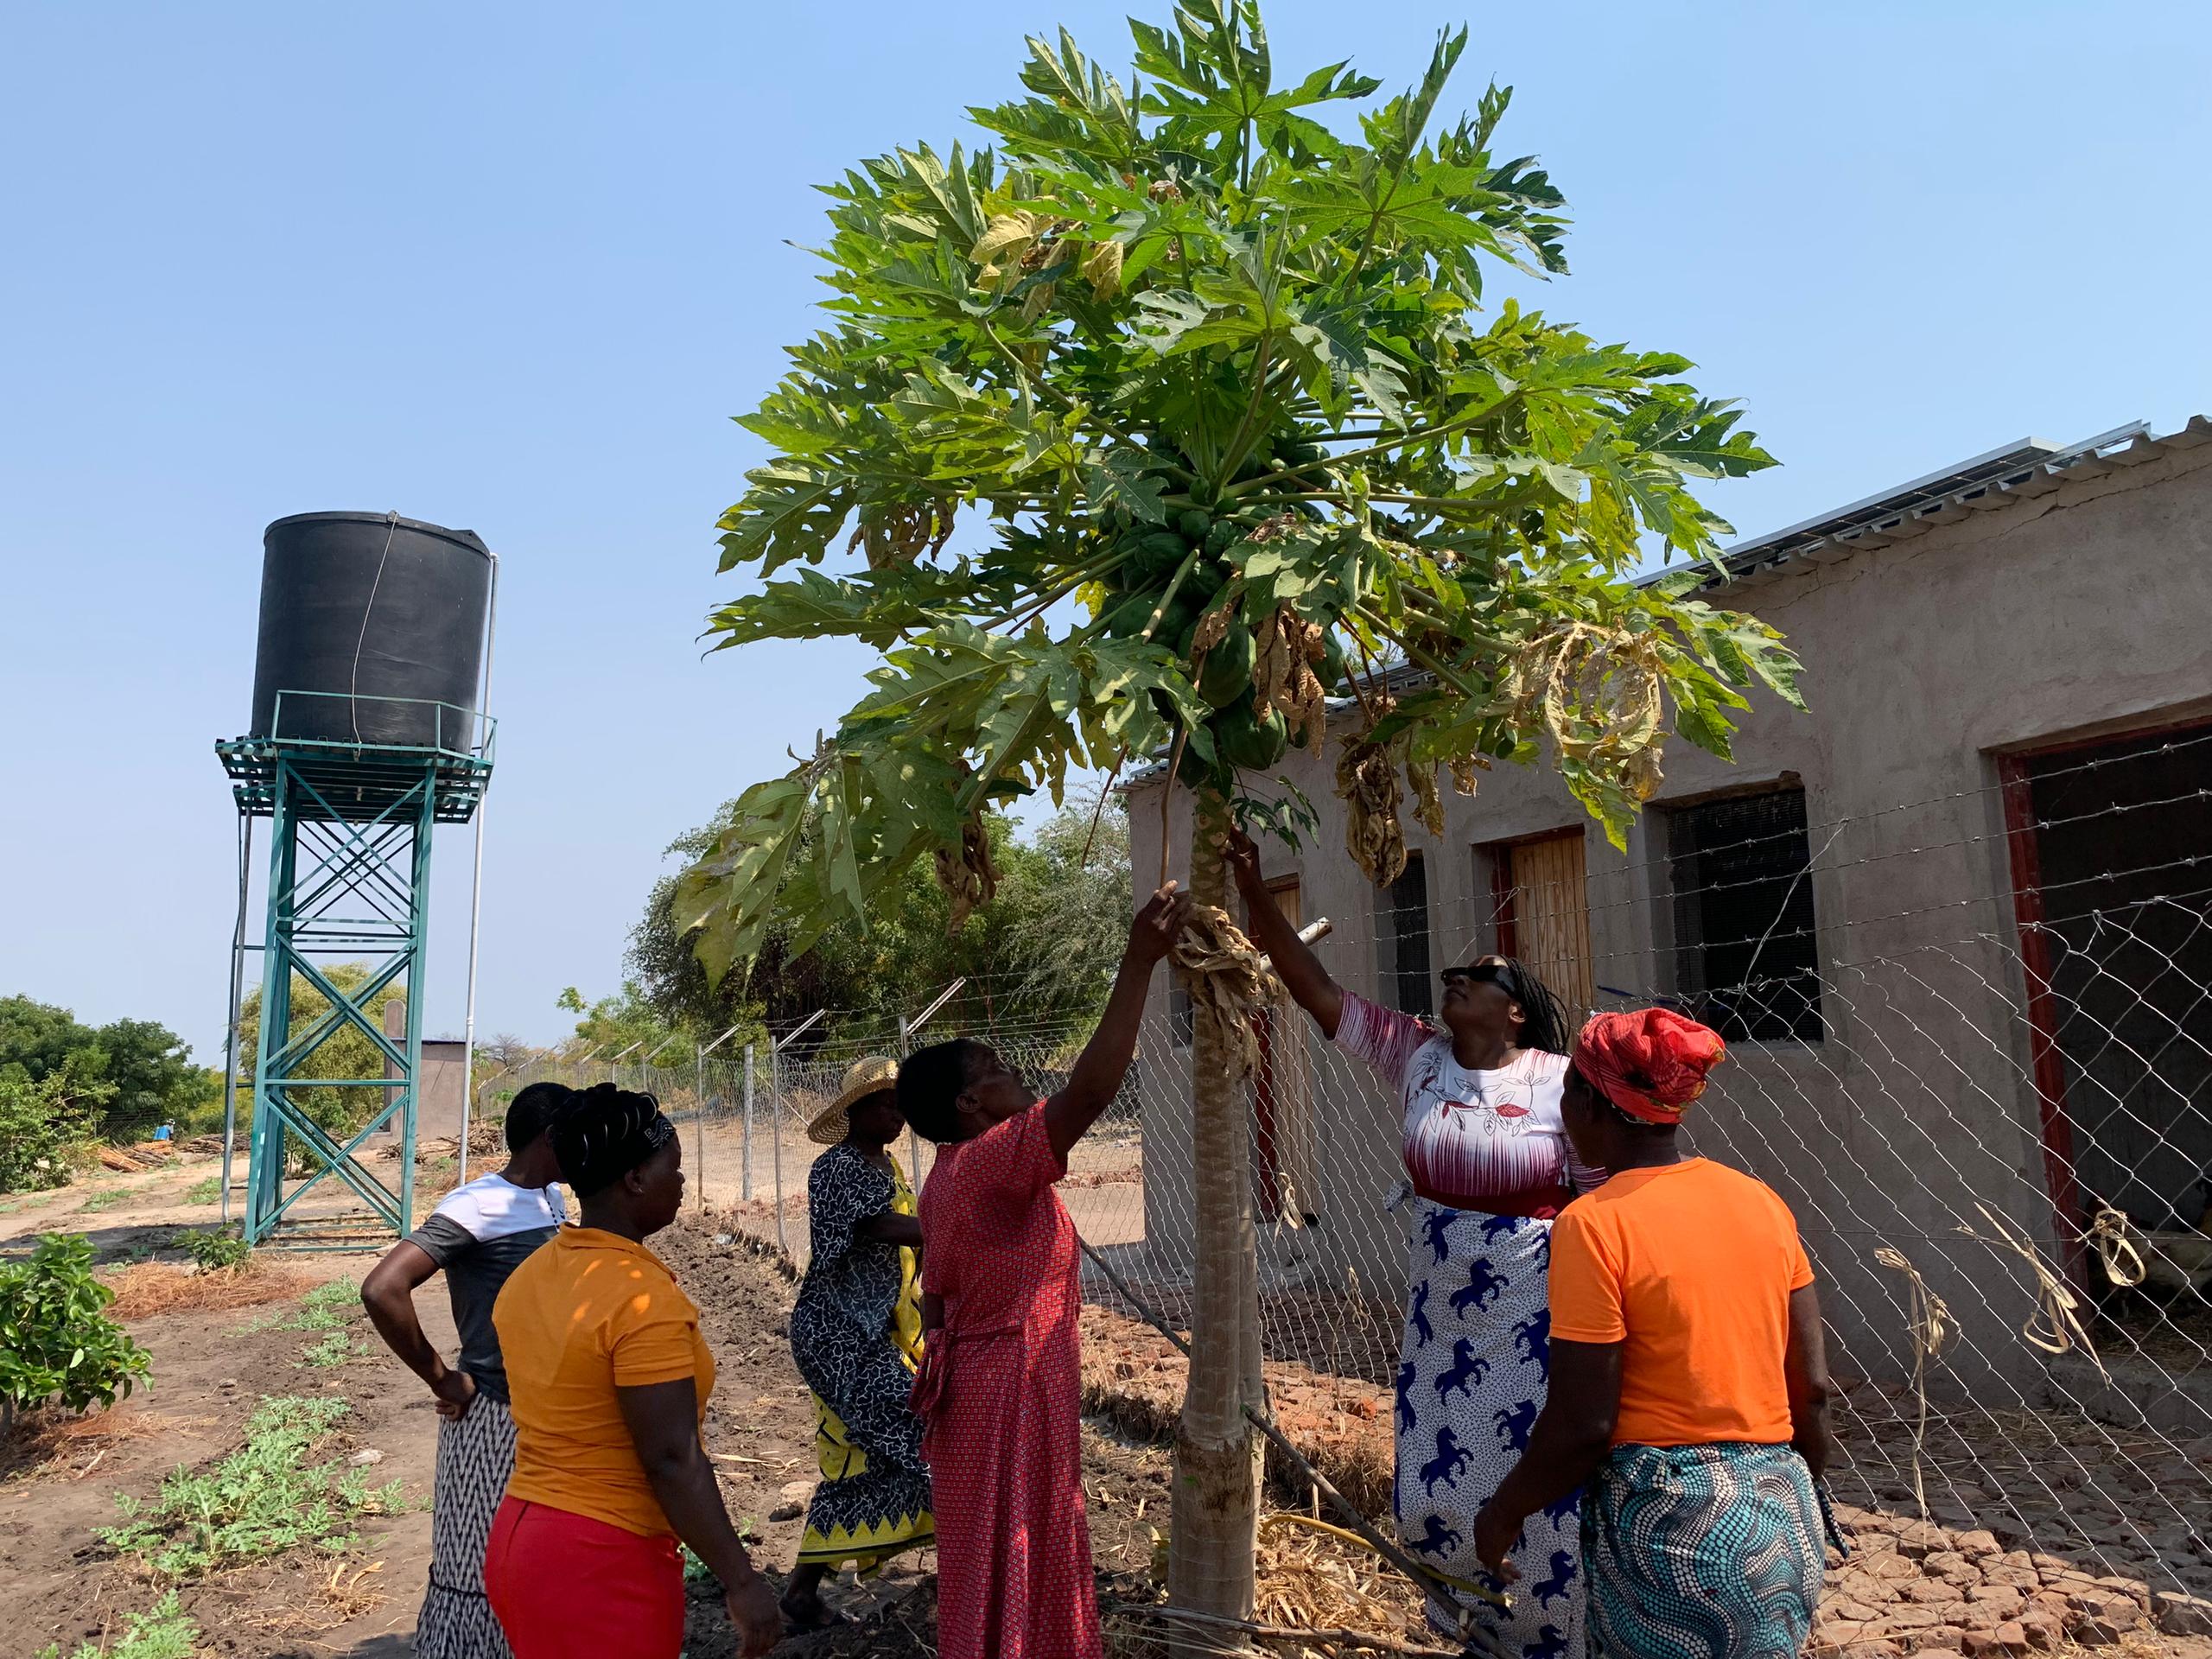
[98,1395,405,1579]
[0,1234,152,1427]
[177,1230,248,1272]
[181,1176,222,1206]
[0,1063,109,1194]
[36,1592,200,1659]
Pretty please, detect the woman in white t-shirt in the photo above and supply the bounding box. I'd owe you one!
[1229,830,1595,1658]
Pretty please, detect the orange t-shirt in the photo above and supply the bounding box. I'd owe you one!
[493,1226,715,1536]
[1548,1158,1813,1447]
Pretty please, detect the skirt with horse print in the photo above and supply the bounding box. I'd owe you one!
[1395,1197,1583,1659]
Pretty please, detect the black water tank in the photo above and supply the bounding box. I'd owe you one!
[251,512,491,748]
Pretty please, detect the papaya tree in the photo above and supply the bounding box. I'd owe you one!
[681,0,1801,1625]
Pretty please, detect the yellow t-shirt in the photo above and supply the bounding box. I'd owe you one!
[493,1226,715,1536]
[1548,1159,1814,1447]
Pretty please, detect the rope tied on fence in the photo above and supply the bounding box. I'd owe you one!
[2083,1203,2148,1290]
[1953,1201,2107,1379]
[1872,1243,1958,1519]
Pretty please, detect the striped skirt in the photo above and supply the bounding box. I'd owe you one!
[417,1391,518,1659]
[1581,1442,1826,1659]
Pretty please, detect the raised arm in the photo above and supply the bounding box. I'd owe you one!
[617,1377,782,1656]
[360,1242,477,1419]
[1046,881,1192,1162]
[1784,1282,1834,1478]
[1225,828,1344,1039]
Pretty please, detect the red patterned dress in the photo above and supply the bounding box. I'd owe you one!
[914,1101,1099,1659]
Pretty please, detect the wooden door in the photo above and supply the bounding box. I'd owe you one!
[1499,830,1595,1019]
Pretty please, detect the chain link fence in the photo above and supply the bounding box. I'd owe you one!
[480,730,2212,1605]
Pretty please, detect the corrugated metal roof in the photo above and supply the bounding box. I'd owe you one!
[1695,415,2209,586]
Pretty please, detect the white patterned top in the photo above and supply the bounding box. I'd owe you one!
[1334,991,1599,1211]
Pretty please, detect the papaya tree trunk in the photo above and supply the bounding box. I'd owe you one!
[1168,786,1265,1638]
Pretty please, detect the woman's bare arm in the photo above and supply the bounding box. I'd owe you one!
[1784,1283,1834,1478]
[1225,828,1343,1038]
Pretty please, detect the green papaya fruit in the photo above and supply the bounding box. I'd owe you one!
[1205,519,1241,556]
[1211,697,1288,771]
[1316,626,1348,692]
[1103,592,1160,639]
[1130,531,1188,582]
[1198,619,1256,710]
[1185,557,1226,601]
[1175,508,1212,543]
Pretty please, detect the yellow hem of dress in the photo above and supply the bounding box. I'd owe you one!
[795,1516,935,1574]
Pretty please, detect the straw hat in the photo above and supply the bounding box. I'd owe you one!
[806,1055,900,1145]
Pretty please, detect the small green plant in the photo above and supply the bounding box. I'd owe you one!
[182,1176,222,1206]
[35,1592,200,1659]
[298,1330,356,1369]
[77,1186,126,1215]
[0,1233,153,1428]
[245,1277,358,1335]
[97,1395,405,1579]
[177,1229,248,1272]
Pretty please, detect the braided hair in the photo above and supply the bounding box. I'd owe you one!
[1448,957,1572,1054]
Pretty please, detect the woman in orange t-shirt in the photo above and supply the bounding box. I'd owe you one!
[1473,1009,1839,1659]
[486,1084,781,1659]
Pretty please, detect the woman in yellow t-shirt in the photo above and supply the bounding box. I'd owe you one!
[1473,1008,1839,1659]
[486,1084,780,1659]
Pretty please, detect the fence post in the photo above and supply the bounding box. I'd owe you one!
[741,1045,755,1202]
[694,1044,707,1211]
[770,1040,785,1253]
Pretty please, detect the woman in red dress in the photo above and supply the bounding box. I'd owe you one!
[897,881,1191,1659]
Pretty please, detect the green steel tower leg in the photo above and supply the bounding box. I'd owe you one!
[243,753,442,1248]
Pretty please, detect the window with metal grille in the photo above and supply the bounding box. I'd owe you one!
[1376,851,1434,1017]
[1668,787,1823,1042]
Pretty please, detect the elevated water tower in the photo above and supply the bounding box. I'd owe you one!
[214,512,496,1246]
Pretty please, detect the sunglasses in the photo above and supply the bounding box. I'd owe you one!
[1440,955,1511,988]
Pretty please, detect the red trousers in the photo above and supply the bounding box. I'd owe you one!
[484,1497,683,1659]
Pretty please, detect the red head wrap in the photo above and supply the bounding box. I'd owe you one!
[1572,1008,1727,1124]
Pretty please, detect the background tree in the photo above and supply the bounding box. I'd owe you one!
[682,0,1801,1620]
[632,795,1131,1046]
[235,966,408,1141]
[552,982,686,1063]
[0,995,220,1144]
[0,1059,113,1193]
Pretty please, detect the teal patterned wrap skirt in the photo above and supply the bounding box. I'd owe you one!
[1581,1441,1829,1659]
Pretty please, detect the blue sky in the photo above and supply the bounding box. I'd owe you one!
[3,2,2208,1061]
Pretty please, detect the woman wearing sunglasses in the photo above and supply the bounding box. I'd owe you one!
[1227,830,1594,1657]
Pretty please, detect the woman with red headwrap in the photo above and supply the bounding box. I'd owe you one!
[1472,1008,1839,1659]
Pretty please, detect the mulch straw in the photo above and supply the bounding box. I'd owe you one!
[105,1258,312,1319]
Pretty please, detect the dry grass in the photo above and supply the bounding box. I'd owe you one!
[106,1258,315,1320]
[1103,1511,1444,1659]
[232,1561,390,1641]
[1250,1512,1427,1638]
[1,1402,204,1482]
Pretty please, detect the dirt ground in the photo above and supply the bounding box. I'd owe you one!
[0,1156,1209,1659]
[9,1153,2212,1659]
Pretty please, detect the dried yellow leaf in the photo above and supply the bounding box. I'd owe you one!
[1082,238,1124,300]
[969,211,1039,270]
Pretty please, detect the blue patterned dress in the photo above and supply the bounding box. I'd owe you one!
[1337,995,1594,1657]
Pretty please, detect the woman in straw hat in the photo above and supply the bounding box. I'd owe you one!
[782,1056,933,1632]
